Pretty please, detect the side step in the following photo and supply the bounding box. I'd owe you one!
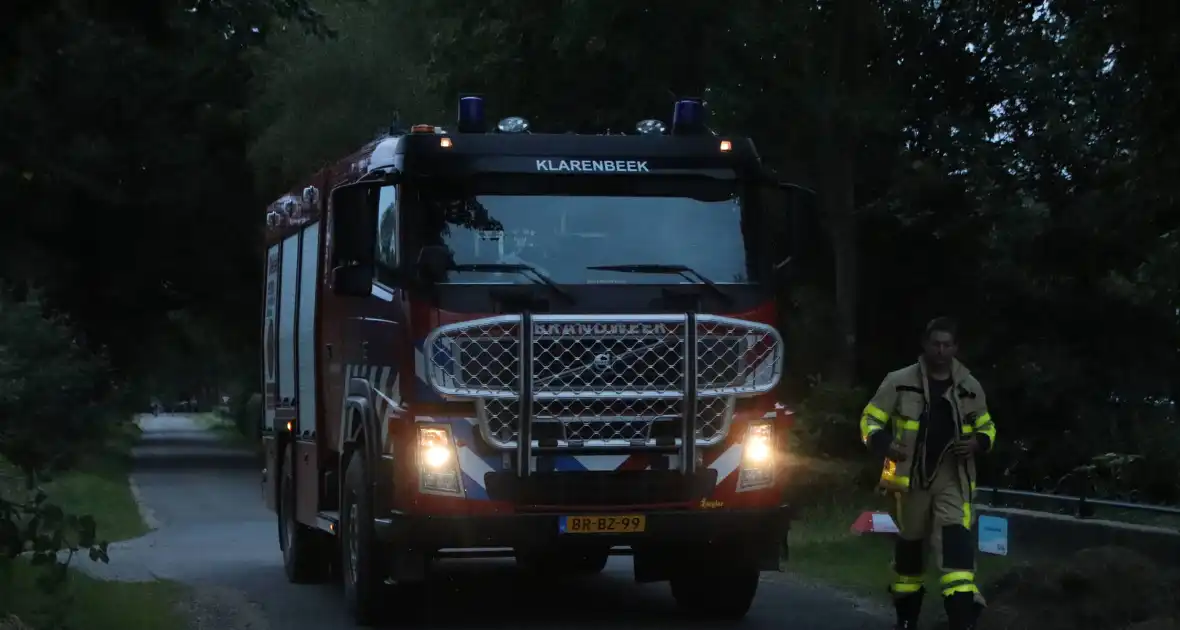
[315,510,339,534]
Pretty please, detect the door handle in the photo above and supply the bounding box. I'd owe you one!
[361,341,369,360]
[325,344,333,359]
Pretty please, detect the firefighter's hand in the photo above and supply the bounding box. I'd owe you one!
[886,441,908,462]
[951,436,980,458]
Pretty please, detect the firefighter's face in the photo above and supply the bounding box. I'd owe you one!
[922,330,957,367]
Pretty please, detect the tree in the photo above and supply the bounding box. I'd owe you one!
[5,0,1173,505]
[1,3,327,613]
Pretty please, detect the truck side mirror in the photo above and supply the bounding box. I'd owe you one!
[775,181,820,274]
[330,183,379,297]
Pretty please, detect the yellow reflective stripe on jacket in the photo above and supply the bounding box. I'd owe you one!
[893,416,920,431]
[940,571,979,597]
[864,403,889,423]
[890,573,924,594]
[966,412,996,451]
[860,403,891,444]
[974,412,997,449]
[860,416,884,444]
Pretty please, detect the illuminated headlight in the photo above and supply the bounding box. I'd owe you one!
[418,426,461,495]
[737,423,775,491]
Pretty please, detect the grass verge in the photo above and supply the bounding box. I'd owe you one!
[0,559,187,630]
[788,490,1016,598]
[1,420,148,543]
[1,417,186,630]
[782,456,1018,619]
[192,412,256,451]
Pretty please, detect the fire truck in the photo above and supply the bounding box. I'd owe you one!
[260,96,810,624]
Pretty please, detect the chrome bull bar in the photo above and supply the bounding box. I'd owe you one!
[422,313,783,478]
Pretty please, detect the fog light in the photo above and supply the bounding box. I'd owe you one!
[418,426,461,495]
[423,444,450,468]
[745,438,772,464]
[738,423,775,491]
[743,423,774,464]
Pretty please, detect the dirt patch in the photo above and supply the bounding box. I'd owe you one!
[976,546,1180,630]
[175,585,270,630]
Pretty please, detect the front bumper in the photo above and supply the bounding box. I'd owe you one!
[374,504,792,550]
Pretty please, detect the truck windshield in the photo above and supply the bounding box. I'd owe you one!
[410,179,757,285]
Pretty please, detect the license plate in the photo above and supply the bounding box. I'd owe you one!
[559,515,646,534]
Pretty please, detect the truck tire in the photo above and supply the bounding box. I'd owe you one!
[517,547,610,576]
[670,563,760,620]
[341,452,387,625]
[279,445,331,584]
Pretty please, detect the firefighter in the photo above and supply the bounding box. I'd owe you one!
[859,317,997,630]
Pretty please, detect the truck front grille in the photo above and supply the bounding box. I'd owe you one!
[479,397,733,445]
[424,314,783,450]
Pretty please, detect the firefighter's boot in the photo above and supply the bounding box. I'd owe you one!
[943,592,979,630]
[891,587,924,630]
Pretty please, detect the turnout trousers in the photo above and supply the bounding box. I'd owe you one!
[887,456,984,629]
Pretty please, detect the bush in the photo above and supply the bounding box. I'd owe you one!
[232,393,262,444]
[790,379,870,460]
[0,289,113,625]
[0,289,118,478]
[977,547,1180,630]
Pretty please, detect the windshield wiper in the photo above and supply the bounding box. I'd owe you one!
[452,263,575,303]
[586,264,731,302]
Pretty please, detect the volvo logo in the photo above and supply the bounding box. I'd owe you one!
[591,353,614,373]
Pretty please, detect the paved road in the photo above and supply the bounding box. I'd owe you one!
[83,415,887,629]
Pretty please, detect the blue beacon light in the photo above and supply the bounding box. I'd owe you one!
[672,98,705,135]
[457,96,486,133]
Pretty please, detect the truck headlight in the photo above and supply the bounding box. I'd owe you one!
[418,426,461,495]
[737,423,775,491]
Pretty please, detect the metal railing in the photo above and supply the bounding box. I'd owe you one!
[977,486,1180,521]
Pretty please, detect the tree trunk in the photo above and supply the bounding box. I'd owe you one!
[815,0,864,387]
[819,136,859,386]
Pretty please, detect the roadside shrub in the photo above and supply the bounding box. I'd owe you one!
[234,393,262,444]
[0,288,113,625]
[1115,417,1180,504]
[0,289,117,478]
[790,379,870,460]
[0,486,110,630]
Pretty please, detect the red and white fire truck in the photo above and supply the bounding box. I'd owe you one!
[260,97,809,624]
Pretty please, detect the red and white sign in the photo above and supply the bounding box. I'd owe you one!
[850,511,899,535]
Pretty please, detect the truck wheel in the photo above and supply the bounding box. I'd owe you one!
[279,445,330,584]
[341,452,387,625]
[517,547,610,576]
[670,563,760,620]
